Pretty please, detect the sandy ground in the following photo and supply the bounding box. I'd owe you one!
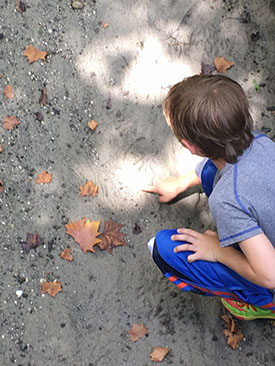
[0,0,275,365]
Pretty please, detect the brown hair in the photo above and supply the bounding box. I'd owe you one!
[163,75,253,163]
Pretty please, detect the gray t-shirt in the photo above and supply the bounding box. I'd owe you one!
[195,131,275,248]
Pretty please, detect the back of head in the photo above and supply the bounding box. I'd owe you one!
[163,75,253,163]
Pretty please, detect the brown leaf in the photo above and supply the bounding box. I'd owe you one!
[88,120,98,131]
[60,247,73,262]
[21,233,43,252]
[23,45,48,64]
[36,171,52,184]
[222,314,244,349]
[16,0,30,13]
[3,116,20,130]
[65,217,101,253]
[39,87,48,106]
[214,57,234,73]
[150,347,170,362]
[0,145,3,153]
[0,179,3,193]
[41,281,62,297]
[201,63,216,75]
[98,218,127,254]
[0,74,3,79]
[103,23,108,28]
[223,329,244,350]
[4,85,14,99]
[80,180,98,197]
[128,323,148,342]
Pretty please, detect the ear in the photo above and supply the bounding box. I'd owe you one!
[181,138,199,155]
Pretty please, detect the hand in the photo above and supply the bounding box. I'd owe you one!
[171,228,221,263]
[142,176,189,203]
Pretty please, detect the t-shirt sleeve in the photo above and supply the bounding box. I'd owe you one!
[210,199,263,247]
[195,158,208,180]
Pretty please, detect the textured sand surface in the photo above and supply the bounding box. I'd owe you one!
[0,0,275,365]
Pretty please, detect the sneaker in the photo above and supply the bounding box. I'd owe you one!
[221,298,275,320]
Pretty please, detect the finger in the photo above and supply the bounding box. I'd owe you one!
[177,228,200,238]
[171,234,196,243]
[187,253,200,263]
[141,185,157,193]
[174,244,194,253]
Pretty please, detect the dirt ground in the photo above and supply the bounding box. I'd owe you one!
[0,0,275,365]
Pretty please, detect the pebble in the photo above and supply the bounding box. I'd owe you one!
[72,1,84,9]
[16,290,23,298]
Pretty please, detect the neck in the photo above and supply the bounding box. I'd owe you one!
[212,158,226,172]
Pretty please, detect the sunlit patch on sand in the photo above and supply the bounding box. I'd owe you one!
[76,35,194,102]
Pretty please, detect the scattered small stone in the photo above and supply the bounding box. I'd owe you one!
[16,290,23,298]
[251,31,260,42]
[72,1,84,9]
[133,223,142,235]
[106,97,112,109]
[266,106,275,112]
[0,33,4,40]
[35,112,44,121]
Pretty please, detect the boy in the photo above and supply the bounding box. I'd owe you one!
[144,75,275,320]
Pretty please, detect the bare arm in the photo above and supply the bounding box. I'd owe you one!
[217,234,275,289]
[143,170,201,202]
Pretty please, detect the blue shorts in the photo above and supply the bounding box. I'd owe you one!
[150,160,275,310]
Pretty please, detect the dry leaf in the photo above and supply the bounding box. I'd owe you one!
[128,323,148,342]
[80,180,98,197]
[0,179,3,193]
[60,247,73,262]
[214,57,234,73]
[98,218,127,254]
[150,347,170,362]
[103,23,108,28]
[39,87,48,106]
[41,281,62,297]
[21,233,43,252]
[0,74,3,79]
[4,85,14,99]
[35,112,44,121]
[0,144,3,153]
[88,120,98,131]
[65,217,101,253]
[222,314,244,349]
[23,45,48,64]
[36,170,52,184]
[16,0,30,13]
[133,223,142,235]
[3,116,20,130]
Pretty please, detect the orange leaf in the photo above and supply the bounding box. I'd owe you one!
[0,179,3,193]
[103,23,108,28]
[128,323,148,342]
[60,247,73,262]
[3,116,20,130]
[88,120,98,131]
[98,218,127,254]
[214,57,234,73]
[150,347,170,362]
[65,217,101,253]
[222,314,244,349]
[0,144,3,153]
[80,180,98,197]
[4,85,14,100]
[41,281,62,297]
[23,45,48,64]
[36,170,52,184]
